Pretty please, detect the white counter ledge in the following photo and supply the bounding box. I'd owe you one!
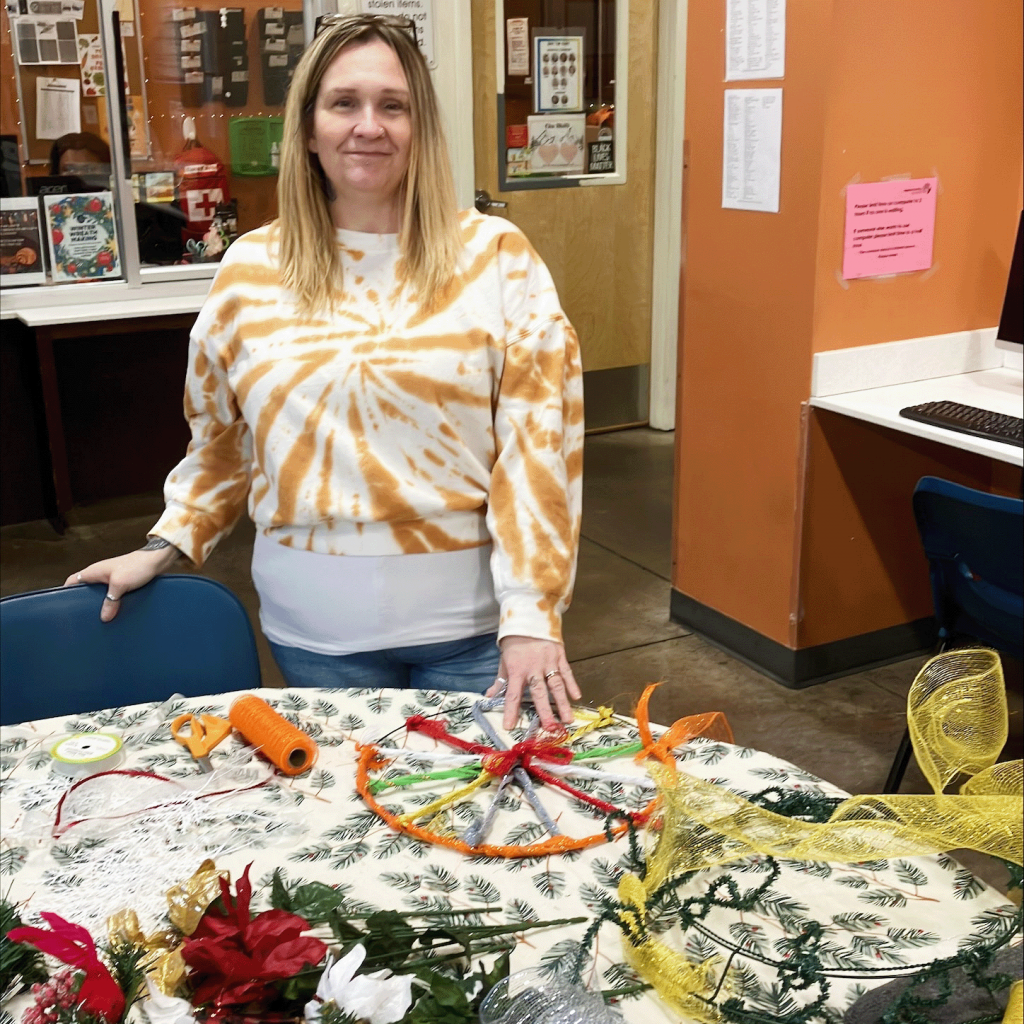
[809,330,1023,468]
[0,275,213,326]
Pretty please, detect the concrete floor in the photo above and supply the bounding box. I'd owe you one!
[1,427,1017,891]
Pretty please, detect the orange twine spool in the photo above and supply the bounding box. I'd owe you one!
[228,695,318,776]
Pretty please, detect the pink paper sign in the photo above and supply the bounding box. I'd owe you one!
[842,178,937,280]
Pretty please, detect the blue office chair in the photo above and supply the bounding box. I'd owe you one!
[883,476,1023,792]
[0,574,261,727]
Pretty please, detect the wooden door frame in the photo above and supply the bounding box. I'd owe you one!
[649,0,686,430]
[435,1,476,210]
[448,0,686,430]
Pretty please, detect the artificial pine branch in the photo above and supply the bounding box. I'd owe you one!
[0,898,48,1002]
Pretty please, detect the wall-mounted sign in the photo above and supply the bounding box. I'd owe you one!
[533,35,583,113]
[842,178,938,280]
[506,17,528,76]
[722,88,782,213]
[527,114,585,175]
[358,0,435,69]
[726,0,786,81]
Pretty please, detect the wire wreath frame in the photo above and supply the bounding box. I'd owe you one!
[354,687,733,858]
[571,804,1023,1024]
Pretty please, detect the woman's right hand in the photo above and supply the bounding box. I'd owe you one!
[64,543,181,622]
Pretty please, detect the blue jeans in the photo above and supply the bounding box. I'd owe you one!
[268,632,501,692]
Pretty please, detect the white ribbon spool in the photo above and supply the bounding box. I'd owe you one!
[50,732,124,778]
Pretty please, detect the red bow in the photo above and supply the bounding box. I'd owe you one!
[480,738,574,776]
[7,913,126,1022]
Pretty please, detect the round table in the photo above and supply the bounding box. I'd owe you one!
[1,687,1018,1023]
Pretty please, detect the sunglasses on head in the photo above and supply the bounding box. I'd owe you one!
[313,13,418,44]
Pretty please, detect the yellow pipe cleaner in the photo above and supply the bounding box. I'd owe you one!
[568,705,616,743]
[396,770,493,825]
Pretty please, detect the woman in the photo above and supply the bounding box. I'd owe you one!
[67,15,583,730]
[49,132,110,175]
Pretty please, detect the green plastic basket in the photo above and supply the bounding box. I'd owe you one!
[228,116,283,176]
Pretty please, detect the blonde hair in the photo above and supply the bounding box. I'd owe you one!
[276,19,462,315]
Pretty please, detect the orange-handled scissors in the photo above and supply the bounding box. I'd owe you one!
[171,713,232,772]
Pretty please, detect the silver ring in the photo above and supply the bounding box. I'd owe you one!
[544,670,561,680]
[494,676,508,685]
[104,593,121,602]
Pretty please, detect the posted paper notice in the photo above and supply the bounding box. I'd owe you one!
[726,0,785,80]
[506,17,529,76]
[36,77,81,140]
[842,178,937,279]
[722,88,782,213]
[358,0,434,68]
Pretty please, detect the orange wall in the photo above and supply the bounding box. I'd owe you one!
[675,0,1023,651]
[812,0,1024,352]
[674,0,831,645]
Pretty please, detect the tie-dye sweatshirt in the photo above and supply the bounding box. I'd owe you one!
[150,209,584,644]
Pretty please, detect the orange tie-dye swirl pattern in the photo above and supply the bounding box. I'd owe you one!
[150,210,583,644]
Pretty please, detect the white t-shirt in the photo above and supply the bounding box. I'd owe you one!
[252,532,500,655]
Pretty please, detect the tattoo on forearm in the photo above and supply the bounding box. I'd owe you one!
[139,537,177,554]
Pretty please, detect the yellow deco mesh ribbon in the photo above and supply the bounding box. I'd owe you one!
[617,649,1023,1022]
[1004,979,1023,1024]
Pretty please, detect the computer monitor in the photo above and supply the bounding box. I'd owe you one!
[996,210,1022,350]
[26,174,107,197]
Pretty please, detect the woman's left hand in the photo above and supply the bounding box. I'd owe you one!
[486,635,582,731]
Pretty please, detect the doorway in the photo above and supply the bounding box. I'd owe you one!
[467,0,660,431]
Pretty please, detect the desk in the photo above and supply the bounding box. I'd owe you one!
[1,279,212,530]
[1,689,1019,1022]
[810,368,1023,467]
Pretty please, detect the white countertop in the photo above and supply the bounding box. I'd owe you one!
[810,367,1023,466]
[0,275,213,326]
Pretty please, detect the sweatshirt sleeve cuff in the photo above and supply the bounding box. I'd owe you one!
[496,592,565,645]
[148,503,223,568]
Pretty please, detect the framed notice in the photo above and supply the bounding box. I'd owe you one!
[0,198,46,287]
[534,35,583,113]
[527,114,585,175]
[42,191,122,283]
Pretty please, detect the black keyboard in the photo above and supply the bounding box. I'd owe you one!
[899,400,1023,447]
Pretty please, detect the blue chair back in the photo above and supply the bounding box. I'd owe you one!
[912,477,1023,659]
[0,574,261,727]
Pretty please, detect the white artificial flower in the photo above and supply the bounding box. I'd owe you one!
[304,945,414,1024]
[140,978,198,1024]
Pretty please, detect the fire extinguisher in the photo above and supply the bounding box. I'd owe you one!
[174,117,230,247]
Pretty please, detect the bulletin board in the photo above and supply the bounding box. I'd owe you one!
[3,0,150,170]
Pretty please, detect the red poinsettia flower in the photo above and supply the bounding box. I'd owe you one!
[7,913,126,1023]
[182,863,327,1009]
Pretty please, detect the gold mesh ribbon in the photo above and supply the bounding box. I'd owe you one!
[106,859,228,995]
[1004,980,1023,1024]
[166,858,228,935]
[107,909,185,996]
[616,649,1023,1022]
